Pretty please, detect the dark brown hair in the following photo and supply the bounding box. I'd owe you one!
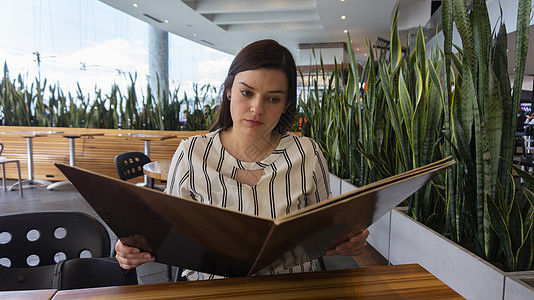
[210,39,297,134]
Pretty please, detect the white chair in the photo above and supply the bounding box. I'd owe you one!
[0,142,23,196]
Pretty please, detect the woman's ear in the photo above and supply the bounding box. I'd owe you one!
[226,90,232,100]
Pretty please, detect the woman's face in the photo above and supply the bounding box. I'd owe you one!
[227,68,289,137]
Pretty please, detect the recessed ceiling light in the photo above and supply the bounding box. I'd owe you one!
[364,53,368,56]
[340,0,345,2]
[193,33,197,37]
[164,19,169,23]
[356,48,360,51]
[344,29,348,33]
[133,3,138,8]
[341,15,346,20]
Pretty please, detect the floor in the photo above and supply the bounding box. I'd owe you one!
[0,179,387,285]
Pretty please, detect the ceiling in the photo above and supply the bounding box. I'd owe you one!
[97,0,432,65]
[98,0,533,85]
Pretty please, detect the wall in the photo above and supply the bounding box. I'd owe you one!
[0,126,207,182]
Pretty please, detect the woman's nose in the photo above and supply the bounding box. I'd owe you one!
[250,97,264,114]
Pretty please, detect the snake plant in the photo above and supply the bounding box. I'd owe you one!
[300,0,532,271]
[0,63,217,131]
[440,0,532,270]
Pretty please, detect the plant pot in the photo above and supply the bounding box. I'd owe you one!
[369,207,534,300]
[327,174,534,299]
[329,173,343,197]
[329,173,358,197]
[366,211,391,262]
[505,272,534,299]
[329,173,391,261]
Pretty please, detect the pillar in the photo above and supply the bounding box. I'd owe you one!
[148,25,169,99]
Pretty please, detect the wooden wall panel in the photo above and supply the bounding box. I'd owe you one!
[0,126,208,182]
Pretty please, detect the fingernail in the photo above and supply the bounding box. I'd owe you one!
[144,254,151,259]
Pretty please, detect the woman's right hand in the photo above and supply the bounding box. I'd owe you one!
[115,239,155,269]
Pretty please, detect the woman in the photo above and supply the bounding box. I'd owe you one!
[115,39,369,279]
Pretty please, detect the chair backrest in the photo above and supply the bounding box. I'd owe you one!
[0,264,56,291]
[0,211,111,269]
[0,258,137,291]
[114,151,151,181]
[523,136,534,156]
[54,257,137,290]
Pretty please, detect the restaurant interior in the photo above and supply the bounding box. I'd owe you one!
[1,0,534,298]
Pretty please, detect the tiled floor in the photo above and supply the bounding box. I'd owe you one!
[1,179,386,285]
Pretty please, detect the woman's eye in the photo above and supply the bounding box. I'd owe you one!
[268,97,281,103]
[240,90,253,97]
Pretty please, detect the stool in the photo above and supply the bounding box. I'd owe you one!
[48,133,104,190]
[0,158,23,196]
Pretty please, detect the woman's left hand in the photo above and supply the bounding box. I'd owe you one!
[326,228,369,256]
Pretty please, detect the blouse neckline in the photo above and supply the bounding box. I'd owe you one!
[212,129,292,170]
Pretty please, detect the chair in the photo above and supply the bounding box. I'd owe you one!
[114,151,156,188]
[114,151,175,281]
[53,257,137,290]
[0,264,55,291]
[0,211,121,291]
[0,142,23,196]
[0,258,138,291]
[520,135,534,173]
[0,211,111,269]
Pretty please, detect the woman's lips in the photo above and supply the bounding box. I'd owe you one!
[245,119,263,126]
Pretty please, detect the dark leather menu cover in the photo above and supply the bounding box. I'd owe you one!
[55,157,454,277]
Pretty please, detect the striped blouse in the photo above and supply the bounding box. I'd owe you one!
[165,130,331,280]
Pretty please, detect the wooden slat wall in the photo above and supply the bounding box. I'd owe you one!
[0,126,208,182]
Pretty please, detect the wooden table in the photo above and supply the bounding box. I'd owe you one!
[0,131,63,189]
[47,133,104,190]
[51,264,462,299]
[116,133,176,157]
[0,289,57,300]
[143,159,171,181]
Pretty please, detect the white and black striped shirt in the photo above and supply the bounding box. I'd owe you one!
[166,130,331,280]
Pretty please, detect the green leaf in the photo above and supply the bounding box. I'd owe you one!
[415,26,427,84]
[398,70,413,133]
[471,0,491,114]
[459,61,475,146]
[485,66,503,189]
[452,0,477,77]
[487,194,514,269]
[390,3,402,72]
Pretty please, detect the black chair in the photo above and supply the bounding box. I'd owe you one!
[0,264,55,291]
[114,151,152,182]
[0,211,135,291]
[114,151,176,281]
[0,211,110,269]
[0,258,137,291]
[53,258,137,290]
[520,135,534,172]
